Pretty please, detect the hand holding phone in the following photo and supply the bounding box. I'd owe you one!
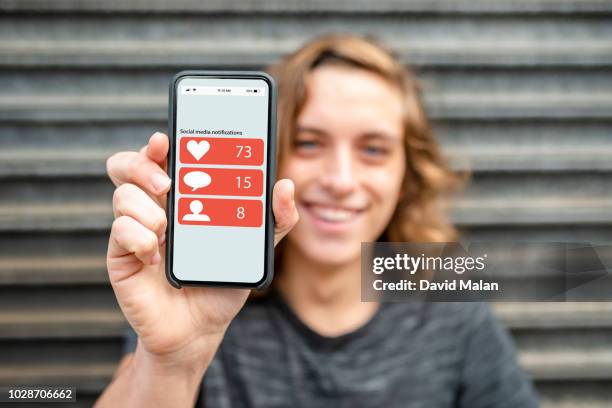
[105,134,298,369]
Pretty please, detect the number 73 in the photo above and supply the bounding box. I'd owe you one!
[236,145,252,158]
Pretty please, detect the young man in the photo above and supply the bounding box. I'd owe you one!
[96,35,539,407]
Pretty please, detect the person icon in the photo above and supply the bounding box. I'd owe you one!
[182,199,210,222]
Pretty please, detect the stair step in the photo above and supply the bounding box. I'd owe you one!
[1,92,611,123]
[0,363,115,392]
[2,0,611,14]
[0,256,107,285]
[522,349,612,380]
[449,149,612,172]
[453,198,612,225]
[0,310,126,339]
[494,302,612,329]
[2,40,611,68]
[0,203,112,231]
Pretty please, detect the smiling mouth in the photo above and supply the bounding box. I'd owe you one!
[302,202,366,223]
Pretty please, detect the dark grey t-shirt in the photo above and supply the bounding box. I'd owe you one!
[124,293,539,407]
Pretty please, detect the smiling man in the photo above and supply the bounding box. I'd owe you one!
[96,35,539,407]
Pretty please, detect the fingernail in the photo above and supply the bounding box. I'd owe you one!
[150,252,161,265]
[152,173,170,192]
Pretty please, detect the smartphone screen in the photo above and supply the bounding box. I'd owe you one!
[166,72,275,288]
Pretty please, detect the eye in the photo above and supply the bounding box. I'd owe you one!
[362,145,388,156]
[295,140,320,149]
[293,136,323,157]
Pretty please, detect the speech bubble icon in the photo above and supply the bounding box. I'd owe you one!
[184,170,212,191]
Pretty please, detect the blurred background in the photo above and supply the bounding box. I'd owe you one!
[1,1,612,407]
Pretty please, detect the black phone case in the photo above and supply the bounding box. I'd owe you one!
[165,70,277,289]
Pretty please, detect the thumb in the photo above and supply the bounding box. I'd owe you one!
[272,179,299,246]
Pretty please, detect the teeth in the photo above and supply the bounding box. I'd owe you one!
[310,205,356,222]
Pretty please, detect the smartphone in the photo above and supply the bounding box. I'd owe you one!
[165,71,276,288]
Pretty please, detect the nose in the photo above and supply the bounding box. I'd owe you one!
[320,145,358,197]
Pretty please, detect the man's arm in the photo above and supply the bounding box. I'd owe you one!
[96,132,298,407]
[95,336,219,407]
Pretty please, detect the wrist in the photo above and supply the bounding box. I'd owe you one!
[134,332,222,377]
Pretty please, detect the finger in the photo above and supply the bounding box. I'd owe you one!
[272,178,299,246]
[107,151,137,187]
[108,215,161,270]
[141,132,169,169]
[107,149,171,195]
[113,183,167,238]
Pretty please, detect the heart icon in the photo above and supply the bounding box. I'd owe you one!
[186,140,210,160]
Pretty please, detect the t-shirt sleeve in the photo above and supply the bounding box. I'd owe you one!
[457,303,540,408]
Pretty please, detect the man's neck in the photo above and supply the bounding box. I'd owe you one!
[276,242,379,337]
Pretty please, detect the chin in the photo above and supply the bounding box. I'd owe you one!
[291,234,362,266]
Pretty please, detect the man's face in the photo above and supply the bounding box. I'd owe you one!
[280,64,406,266]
